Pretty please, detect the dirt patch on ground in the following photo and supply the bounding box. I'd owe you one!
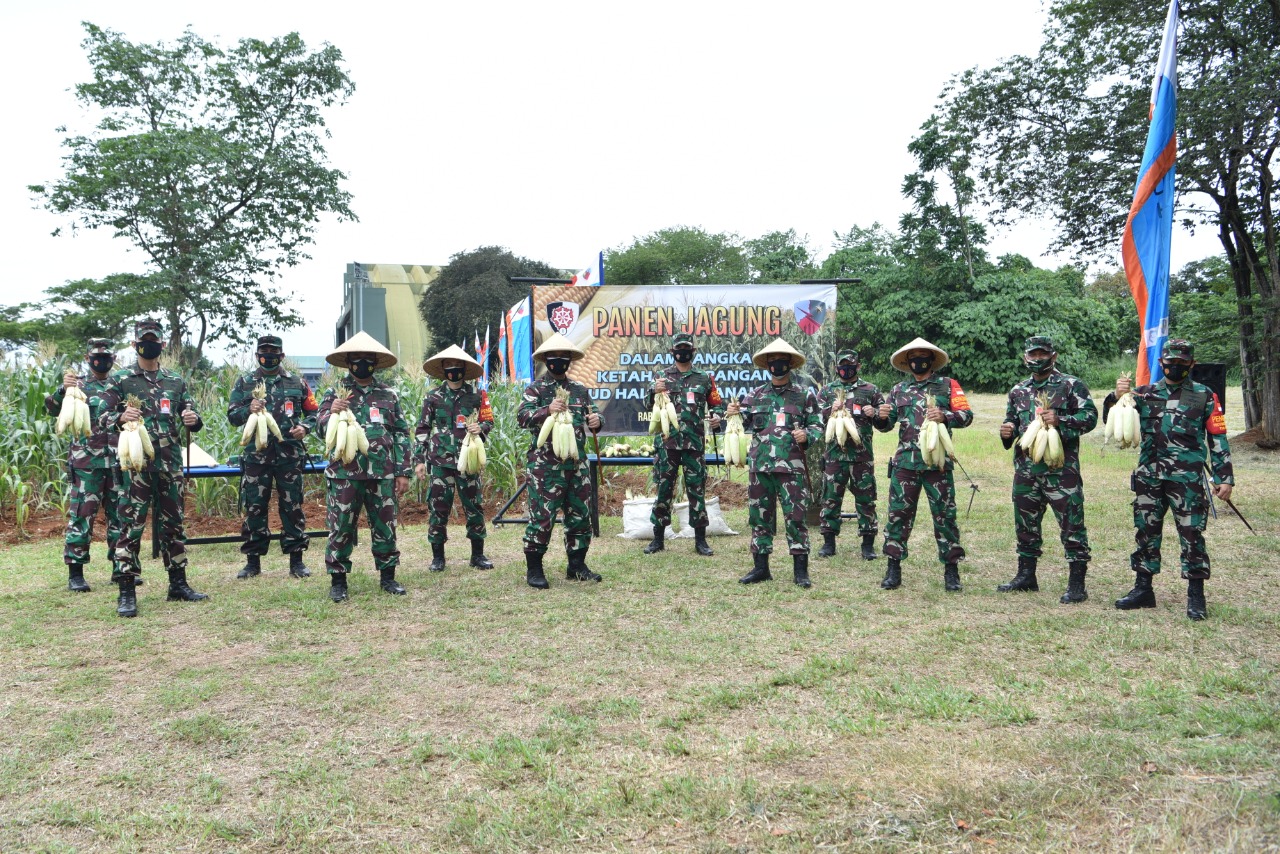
[1233,426,1280,450]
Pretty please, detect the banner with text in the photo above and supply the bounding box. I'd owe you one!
[531,284,838,435]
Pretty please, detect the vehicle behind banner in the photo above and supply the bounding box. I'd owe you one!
[530,284,838,435]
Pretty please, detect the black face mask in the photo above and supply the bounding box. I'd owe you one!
[1025,356,1053,374]
[768,358,792,378]
[546,357,571,376]
[837,365,858,381]
[673,349,694,364]
[349,359,376,380]
[443,367,465,382]
[88,355,114,376]
[135,340,163,360]
[257,353,283,371]
[908,356,934,376]
[1162,362,1190,383]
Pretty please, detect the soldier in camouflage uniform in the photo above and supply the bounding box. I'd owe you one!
[642,332,725,557]
[227,335,319,580]
[1114,339,1234,621]
[516,332,603,589]
[875,337,973,592]
[414,344,494,572]
[817,349,886,561]
[727,338,823,589]
[46,338,122,592]
[100,319,207,618]
[317,332,413,602]
[998,336,1098,603]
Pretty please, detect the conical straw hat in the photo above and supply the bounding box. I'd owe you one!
[751,337,807,370]
[532,332,586,363]
[890,337,950,373]
[326,331,398,370]
[423,344,482,380]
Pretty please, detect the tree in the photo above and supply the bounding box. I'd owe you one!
[0,275,168,357]
[29,23,357,362]
[606,227,750,286]
[744,230,818,282]
[939,0,1280,441]
[418,247,561,352]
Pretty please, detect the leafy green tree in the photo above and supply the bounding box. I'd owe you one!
[418,246,561,351]
[0,275,168,356]
[744,229,818,282]
[606,226,750,285]
[938,0,1280,439]
[28,23,356,362]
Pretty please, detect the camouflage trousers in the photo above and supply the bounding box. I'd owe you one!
[882,466,965,565]
[820,458,878,537]
[748,469,810,556]
[427,464,486,544]
[1013,464,1090,562]
[1132,474,1210,579]
[524,461,592,556]
[325,477,400,575]
[650,446,708,528]
[64,466,122,566]
[115,470,188,577]
[240,459,308,556]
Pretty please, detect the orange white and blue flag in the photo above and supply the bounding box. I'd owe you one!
[569,252,604,287]
[1122,0,1178,386]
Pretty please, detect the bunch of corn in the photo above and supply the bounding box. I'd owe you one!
[649,391,679,439]
[537,388,578,460]
[1019,393,1065,468]
[325,394,369,464]
[1106,377,1141,449]
[459,412,487,475]
[240,382,284,451]
[118,395,155,472]
[634,443,655,456]
[56,386,93,438]
[824,389,863,448]
[722,410,749,467]
[920,418,954,471]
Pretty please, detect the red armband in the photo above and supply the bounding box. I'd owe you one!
[479,389,494,422]
[1207,393,1227,435]
[301,381,319,413]
[949,379,970,411]
[708,376,722,407]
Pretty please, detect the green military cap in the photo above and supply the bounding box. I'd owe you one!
[672,332,695,349]
[135,318,163,339]
[1162,338,1194,360]
[86,338,114,354]
[1023,335,1056,353]
[836,349,860,364]
[257,335,284,350]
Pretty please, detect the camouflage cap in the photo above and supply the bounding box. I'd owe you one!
[836,349,860,365]
[86,338,114,354]
[1162,338,1194,360]
[257,335,284,350]
[135,318,163,339]
[1023,335,1056,353]
[672,332,695,349]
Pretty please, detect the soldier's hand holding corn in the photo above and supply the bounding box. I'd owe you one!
[249,398,265,414]
[925,405,946,423]
[653,378,667,394]
[549,398,568,414]
[63,371,80,389]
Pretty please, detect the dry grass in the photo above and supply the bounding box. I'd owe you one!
[1,391,1277,852]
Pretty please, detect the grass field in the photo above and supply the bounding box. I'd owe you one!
[1,392,1277,852]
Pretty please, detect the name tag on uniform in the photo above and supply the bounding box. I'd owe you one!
[159,398,171,415]
[455,414,466,429]
[775,412,786,428]
[284,401,295,417]
[369,406,383,424]
[686,391,696,405]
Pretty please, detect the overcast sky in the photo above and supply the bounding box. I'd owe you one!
[1,1,1220,363]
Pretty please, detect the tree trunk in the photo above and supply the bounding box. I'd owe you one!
[1219,222,1262,428]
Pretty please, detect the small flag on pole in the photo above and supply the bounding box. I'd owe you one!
[569,251,605,287]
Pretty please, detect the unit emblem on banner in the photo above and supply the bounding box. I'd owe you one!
[794,300,828,335]
[547,301,581,335]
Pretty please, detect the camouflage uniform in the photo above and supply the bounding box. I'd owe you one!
[317,377,412,575]
[644,354,725,532]
[740,380,824,556]
[877,375,972,566]
[818,369,885,541]
[415,381,493,545]
[227,362,319,557]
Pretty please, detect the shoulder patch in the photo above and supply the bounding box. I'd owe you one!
[1207,393,1227,435]
[949,378,970,411]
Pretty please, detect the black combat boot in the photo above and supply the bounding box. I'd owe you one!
[379,567,406,595]
[167,567,209,602]
[329,573,349,602]
[288,550,310,578]
[881,558,902,590]
[469,538,493,570]
[67,563,90,593]
[237,553,262,580]
[860,533,879,561]
[738,552,771,585]
[1115,571,1156,610]
[693,525,714,557]
[429,543,446,572]
[944,563,962,592]
[643,526,665,554]
[1060,561,1088,604]
[116,575,137,618]
[525,551,549,589]
[567,549,602,582]
[997,557,1038,592]
[818,532,837,558]
[1186,577,1207,621]
[793,553,812,589]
